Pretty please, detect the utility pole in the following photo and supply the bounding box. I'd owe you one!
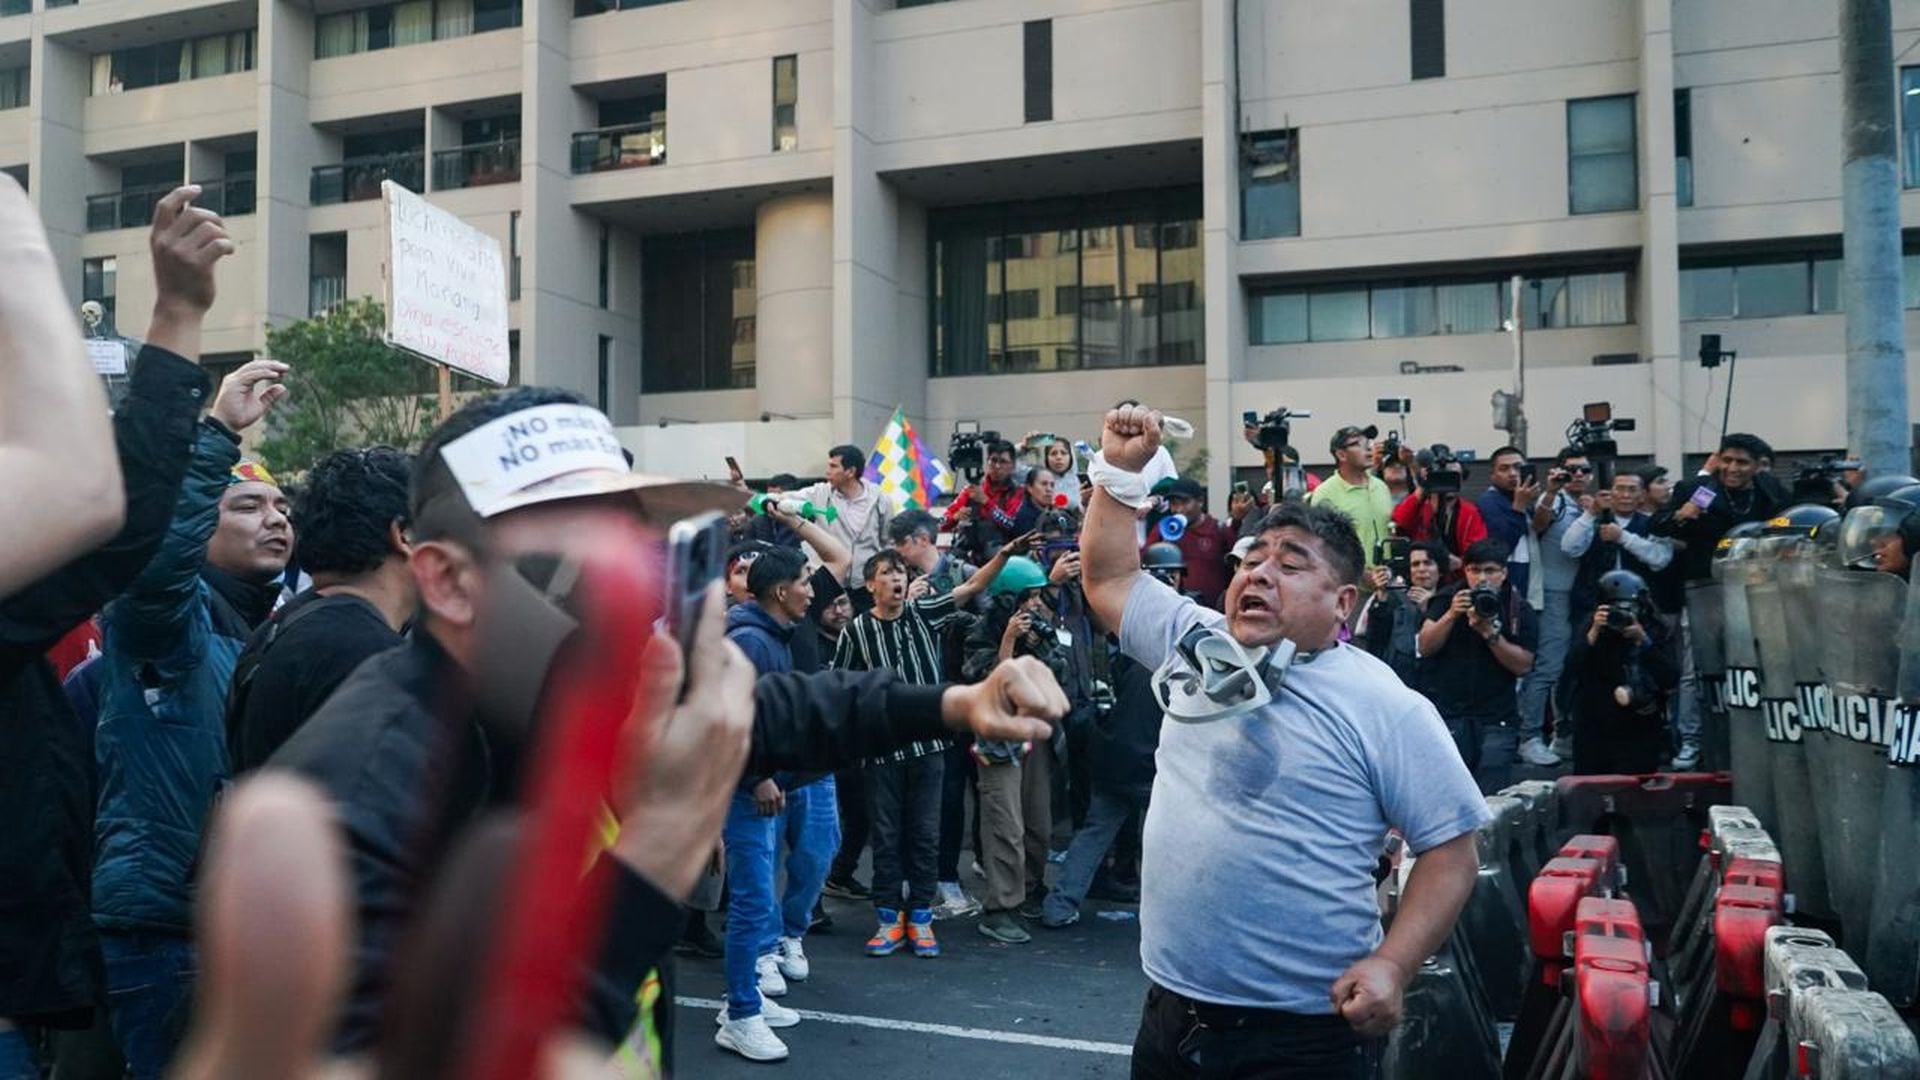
[1840,0,1910,478]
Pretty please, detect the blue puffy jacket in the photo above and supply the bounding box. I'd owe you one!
[93,422,247,934]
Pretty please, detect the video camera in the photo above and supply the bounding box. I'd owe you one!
[949,421,1002,483]
[1243,407,1311,457]
[1376,398,1411,463]
[1566,401,1636,462]
[1792,456,1861,506]
[1415,444,1465,495]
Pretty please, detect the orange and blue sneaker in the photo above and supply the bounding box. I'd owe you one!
[865,908,907,957]
[907,909,940,958]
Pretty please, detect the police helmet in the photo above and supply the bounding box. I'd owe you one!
[1845,473,1920,511]
[1596,569,1649,605]
[1143,543,1186,572]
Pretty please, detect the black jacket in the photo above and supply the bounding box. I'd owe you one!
[269,631,955,1053]
[1651,477,1782,582]
[0,346,209,1024]
[1086,654,1161,799]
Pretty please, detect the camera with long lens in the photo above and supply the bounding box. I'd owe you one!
[1416,444,1464,495]
[948,421,1002,483]
[1566,401,1636,461]
[1469,585,1502,620]
[1792,456,1862,505]
[1382,429,1402,462]
[1022,612,1058,655]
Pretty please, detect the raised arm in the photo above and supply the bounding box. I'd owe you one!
[0,173,123,598]
[948,530,1032,607]
[773,504,851,582]
[1081,405,1162,634]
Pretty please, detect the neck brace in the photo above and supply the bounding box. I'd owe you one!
[1150,624,1299,724]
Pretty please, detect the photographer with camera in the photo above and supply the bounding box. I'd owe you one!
[1512,446,1592,767]
[1417,539,1537,793]
[962,558,1072,945]
[1477,447,1542,600]
[1357,539,1446,690]
[1390,445,1489,571]
[1651,433,1782,582]
[943,439,1024,560]
[1564,571,1679,775]
[1561,469,1673,626]
[1306,425,1395,573]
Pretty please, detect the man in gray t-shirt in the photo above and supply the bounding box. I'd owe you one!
[1081,405,1489,1079]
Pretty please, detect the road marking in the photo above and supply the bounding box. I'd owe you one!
[676,996,1133,1056]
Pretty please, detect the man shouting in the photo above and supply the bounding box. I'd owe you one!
[1079,404,1488,1079]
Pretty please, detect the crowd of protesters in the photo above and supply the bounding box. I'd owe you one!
[0,161,1892,1080]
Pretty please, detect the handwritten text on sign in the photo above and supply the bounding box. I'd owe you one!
[383,181,509,385]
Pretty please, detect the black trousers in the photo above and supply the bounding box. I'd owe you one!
[829,766,870,883]
[1131,984,1381,1080]
[865,753,944,912]
[937,741,976,881]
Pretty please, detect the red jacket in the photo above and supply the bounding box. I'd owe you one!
[1391,494,1489,560]
[942,477,1024,536]
[1146,514,1230,610]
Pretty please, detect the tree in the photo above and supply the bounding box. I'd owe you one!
[255,298,436,476]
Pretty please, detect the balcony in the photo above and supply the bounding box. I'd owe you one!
[432,138,519,190]
[309,275,345,317]
[86,183,174,232]
[570,119,665,174]
[197,175,255,216]
[310,150,424,206]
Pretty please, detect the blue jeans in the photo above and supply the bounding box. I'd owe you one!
[772,778,841,946]
[0,1027,38,1080]
[100,930,195,1080]
[722,791,779,1019]
[1517,589,1573,742]
[1055,786,1146,905]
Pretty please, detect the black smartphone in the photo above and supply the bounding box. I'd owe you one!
[1520,463,1537,486]
[665,511,729,664]
[1233,480,1251,496]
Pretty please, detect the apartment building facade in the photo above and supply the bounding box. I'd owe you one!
[4,0,1919,495]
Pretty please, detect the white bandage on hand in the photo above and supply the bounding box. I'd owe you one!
[1088,446,1180,510]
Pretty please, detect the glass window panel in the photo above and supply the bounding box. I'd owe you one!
[1570,153,1637,214]
[1242,129,1300,240]
[1370,283,1437,338]
[194,35,227,77]
[394,0,434,46]
[1309,289,1368,341]
[1251,291,1307,344]
[1568,96,1637,214]
[1570,96,1635,154]
[316,13,357,56]
[1812,258,1843,314]
[1435,281,1500,334]
[1906,68,1920,188]
[1520,276,1568,328]
[1905,254,1920,310]
[1680,266,1733,319]
[1565,271,1628,325]
[1002,224,1076,372]
[437,0,476,37]
[1734,261,1809,318]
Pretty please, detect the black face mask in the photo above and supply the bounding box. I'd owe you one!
[203,564,281,631]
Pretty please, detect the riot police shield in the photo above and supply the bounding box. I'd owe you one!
[1684,580,1731,773]
[1747,539,1830,919]
[1718,551,1774,830]
[1777,552,1837,922]
[1867,568,1920,1006]
[1810,566,1907,959]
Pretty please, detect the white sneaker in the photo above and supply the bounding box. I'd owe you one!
[776,935,810,982]
[1549,733,1574,760]
[716,994,801,1029]
[756,952,788,998]
[932,881,983,920]
[1672,741,1701,770]
[1518,737,1562,767]
[716,1014,790,1062]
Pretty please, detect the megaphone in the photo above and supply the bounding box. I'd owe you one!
[1158,513,1188,542]
[747,493,839,524]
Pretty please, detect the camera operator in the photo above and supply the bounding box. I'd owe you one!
[1477,447,1542,600]
[1565,571,1679,775]
[1651,433,1782,581]
[1306,426,1395,573]
[1417,539,1537,793]
[1390,446,1489,571]
[1357,540,1446,690]
[943,439,1022,546]
[1513,446,1592,767]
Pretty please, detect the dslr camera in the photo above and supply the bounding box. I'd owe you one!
[1605,600,1639,632]
[1416,444,1464,495]
[949,421,1002,483]
[1469,585,1503,620]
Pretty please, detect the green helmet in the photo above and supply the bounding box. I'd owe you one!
[990,556,1050,596]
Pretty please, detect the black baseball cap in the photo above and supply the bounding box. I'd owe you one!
[1329,425,1379,454]
[1164,478,1204,502]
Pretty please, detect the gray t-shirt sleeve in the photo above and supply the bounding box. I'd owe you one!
[1371,695,1493,854]
[1118,574,1227,671]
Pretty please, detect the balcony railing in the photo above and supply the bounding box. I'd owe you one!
[311,150,425,206]
[309,275,346,317]
[570,119,666,174]
[432,138,520,190]
[197,175,256,217]
[86,183,176,232]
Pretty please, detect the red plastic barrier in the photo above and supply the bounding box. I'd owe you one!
[1573,897,1652,1080]
[1714,856,1785,1010]
[1561,833,1623,888]
[1529,856,1606,962]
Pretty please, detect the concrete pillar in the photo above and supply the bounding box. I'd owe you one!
[1200,0,1241,515]
[754,191,833,421]
[519,0,601,394]
[1638,0,1684,471]
[185,141,221,184]
[28,36,87,298]
[257,0,331,327]
[425,105,460,191]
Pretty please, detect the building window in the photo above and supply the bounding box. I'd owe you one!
[309,233,347,316]
[772,55,798,151]
[508,211,520,300]
[1240,129,1300,240]
[1568,95,1637,214]
[316,0,520,58]
[930,187,1204,376]
[1409,0,1444,80]
[0,66,25,110]
[597,224,610,308]
[1680,253,1854,319]
[597,335,612,410]
[92,31,256,93]
[641,228,756,392]
[82,257,117,335]
[1674,88,1693,208]
[1904,68,1920,188]
[1248,267,1632,345]
[1023,20,1052,123]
